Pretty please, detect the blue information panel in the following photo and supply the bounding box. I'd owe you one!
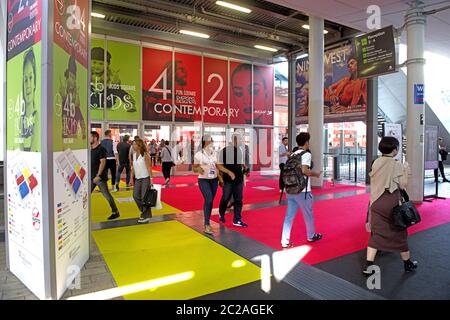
[414,84,424,104]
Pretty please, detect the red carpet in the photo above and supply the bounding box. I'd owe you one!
[211,195,450,265]
[160,180,365,212]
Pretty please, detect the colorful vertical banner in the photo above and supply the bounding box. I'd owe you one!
[142,47,173,122]
[90,38,105,121]
[6,0,42,60]
[174,52,202,122]
[253,65,274,126]
[6,0,45,299]
[230,61,252,125]
[203,57,229,124]
[295,44,367,124]
[52,0,90,299]
[105,40,141,121]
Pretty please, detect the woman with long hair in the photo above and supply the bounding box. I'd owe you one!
[363,136,417,275]
[132,138,153,223]
[193,135,222,235]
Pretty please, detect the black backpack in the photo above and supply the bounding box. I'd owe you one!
[439,149,448,161]
[282,151,308,195]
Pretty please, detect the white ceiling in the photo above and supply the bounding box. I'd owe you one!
[269,0,450,59]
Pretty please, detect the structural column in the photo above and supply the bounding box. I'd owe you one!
[287,53,297,150]
[366,78,379,184]
[308,16,324,187]
[405,3,426,202]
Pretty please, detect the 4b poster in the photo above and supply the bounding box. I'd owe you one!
[142,47,174,122]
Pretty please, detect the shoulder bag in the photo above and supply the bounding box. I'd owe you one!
[392,189,421,230]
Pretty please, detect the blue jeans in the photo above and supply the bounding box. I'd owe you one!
[219,181,244,222]
[198,178,219,226]
[281,192,315,244]
[116,163,131,186]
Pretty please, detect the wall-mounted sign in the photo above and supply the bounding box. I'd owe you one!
[355,25,397,79]
[414,84,424,104]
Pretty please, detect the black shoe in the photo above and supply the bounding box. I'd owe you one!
[219,215,226,223]
[307,233,323,242]
[108,213,120,220]
[233,220,248,227]
[404,259,418,272]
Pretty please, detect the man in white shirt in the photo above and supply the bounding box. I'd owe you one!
[279,137,290,191]
[281,132,323,248]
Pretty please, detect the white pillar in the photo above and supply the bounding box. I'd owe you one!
[405,3,426,202]
[308,16,324,187]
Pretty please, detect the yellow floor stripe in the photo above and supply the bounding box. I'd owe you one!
[91,190,181,223]
[93,221,261,300]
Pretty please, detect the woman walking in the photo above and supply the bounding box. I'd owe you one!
[363,136,417,275]
[132,139,153,224]
[193,135,222,235]
[161,140,174,185]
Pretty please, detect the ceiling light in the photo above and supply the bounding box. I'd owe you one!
[216,1,252,13]
[91,12,105,19]
[302,24,329,34]
[254,45,278,52]
[179,30,210,39]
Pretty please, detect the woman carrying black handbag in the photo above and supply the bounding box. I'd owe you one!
[132,139,153,224]
[363,137,418,275]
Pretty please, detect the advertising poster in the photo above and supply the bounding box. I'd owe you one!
[174,52,202,122]
[142,47,173,122]
[6,0,42,60]
[53,0,90,299]
[6,0,45,299]
[253,65,274,126]
[383,123,402,162]
[203,57,228,124]
[90,37,105,121]
[105,40,141,121]
[425,125,439,170]
[296,44,367,124]
[230,61,252,125]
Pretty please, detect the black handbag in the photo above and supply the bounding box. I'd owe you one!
[143,185,158,207]
[392,189,421,229]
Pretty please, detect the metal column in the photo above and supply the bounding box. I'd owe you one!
[366,78,379,184]
[287,54,297,150]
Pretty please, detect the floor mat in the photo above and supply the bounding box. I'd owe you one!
[161,181,365,212]
[211,195,450,265]
[91,190,181,223]
[93,221,261,300]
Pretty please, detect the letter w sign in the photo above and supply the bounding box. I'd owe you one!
[414,84,424,104]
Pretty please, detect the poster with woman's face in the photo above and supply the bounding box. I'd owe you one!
[174,52,202,122]
[142,47,173,122]
[230,61,252,125]
[253,65,274,126]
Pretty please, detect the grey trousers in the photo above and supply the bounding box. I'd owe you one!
[91,180,119,214]
[133,177,152,218]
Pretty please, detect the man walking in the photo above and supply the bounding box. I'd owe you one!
[435,137,449,183]
[217,133,248,227]
[115,135,132,191]
[279,137,290,191]
[101,130,117,192]
[281,132,322,248]
[90,131,120,220]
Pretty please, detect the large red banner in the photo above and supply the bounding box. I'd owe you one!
[53,0,89,68]
[230,61,252,125]
[7,0,42,60]
[203,57,228,124]
[142,47,173,122]
[253,65,274,126]
[174,52,202,122]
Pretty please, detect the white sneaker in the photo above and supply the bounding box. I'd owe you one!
[137,218,150,223]
[110,189,117,193]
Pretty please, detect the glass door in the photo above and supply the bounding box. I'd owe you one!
[204,126,227,154]
[173,125,202,174]
[90,122,102,137]
[107,123,139,144]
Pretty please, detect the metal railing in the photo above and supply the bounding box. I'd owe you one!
[323,153,367,183]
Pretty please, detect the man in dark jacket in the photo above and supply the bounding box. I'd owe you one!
[101,130,117,191]
[115,135,132,191]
